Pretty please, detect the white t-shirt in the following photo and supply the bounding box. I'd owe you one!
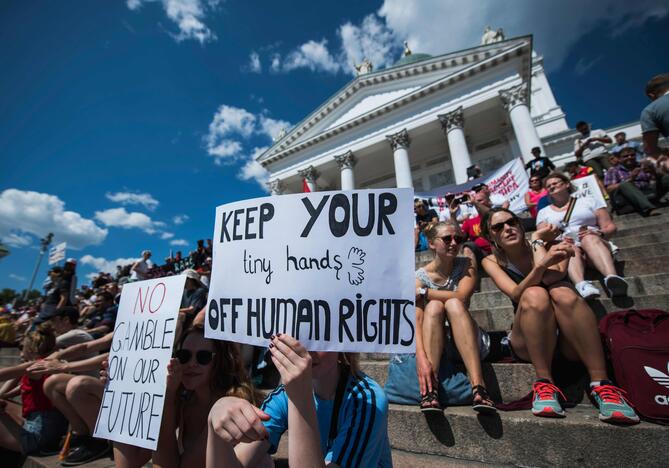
[536,197,600,237]
[574,129,610,162]
[130,259,152,280]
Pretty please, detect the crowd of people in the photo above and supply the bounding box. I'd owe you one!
[0,74,666,467]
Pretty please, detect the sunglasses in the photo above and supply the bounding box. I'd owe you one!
[175,349,215,365]
[489,217,520,233]
[440,234,466,244]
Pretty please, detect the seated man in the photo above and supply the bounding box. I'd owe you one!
[604,147,658,216]
[574,120,612,179]
[611,131,644,161]
[82,291,117,337]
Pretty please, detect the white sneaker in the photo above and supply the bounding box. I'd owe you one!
[608,241,620,257]
[575,281,601,299]
[604,275,629,297]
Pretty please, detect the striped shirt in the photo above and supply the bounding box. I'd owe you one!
[261,374,392,467]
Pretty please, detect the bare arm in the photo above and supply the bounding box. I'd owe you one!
[153,359,181,468]
[594,208,617,238]
[643,131,665,157]
[0,361,32,382]
[482,257,547,304]
[524,192,535,208]
[49,331,113,361]
[27,353,107,377]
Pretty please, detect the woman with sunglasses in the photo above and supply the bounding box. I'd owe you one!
[481,208,638,424]
[110,325,256,467]
[537,172,627,299]
[415,221,495,413]
[207,334,392,468]
[524,175,548,218]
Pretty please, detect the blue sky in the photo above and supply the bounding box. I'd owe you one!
[1,0,668,289]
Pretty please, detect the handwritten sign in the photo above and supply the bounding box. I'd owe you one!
[572,175,607,210]
[205,189,416,353]
[93,275,186,450]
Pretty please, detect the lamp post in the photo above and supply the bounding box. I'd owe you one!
[24,233,53,300]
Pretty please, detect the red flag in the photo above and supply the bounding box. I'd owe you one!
[302,178,311,193]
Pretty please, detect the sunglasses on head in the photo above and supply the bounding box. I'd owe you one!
[489,217,520,233]
[175,349,215,365]
[440,234,466,244]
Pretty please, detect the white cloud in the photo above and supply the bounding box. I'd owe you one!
[574,55,604,76]
[258,1,668,76]
[339,14,399,73]
[126,0,221,44]
[170,239,189,246]
[0,189,107,250]
[79,254,139,274]
[2,232,32,248]
[204,105,290,167]
[378,0,669,71]
[9,273,26,282]
[94,207,166,235]
[238,147,270,191]
[248,51,261,73]
[105,191,159,211]
[160,232,175,239]
[173,214,190,225]
[283,39,341,73]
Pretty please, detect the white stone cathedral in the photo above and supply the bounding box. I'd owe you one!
[258,34,642,194]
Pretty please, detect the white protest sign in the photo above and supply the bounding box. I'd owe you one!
[93,275,186,450]
[571,175,607,210]
[205,189,416,353]
[485,158,529,213]
[48,242,66,265]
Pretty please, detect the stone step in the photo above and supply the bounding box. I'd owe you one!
[610,214,669,230]
[471,273,669,310]
[470,293,669,332]
[610,231,666,248]
[0,356,21,367]
[360,360,536,403]
[613,205,669,220]
[615,241,669,261]
[391,449,500,467]
[386,403,666,467]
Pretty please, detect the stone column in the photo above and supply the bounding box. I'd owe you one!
[267,179,284,195]
[437,106,472,184]
[334,150,357,190]
[499,84,544,163]
[297,166,320,192]
[385,129,413,188]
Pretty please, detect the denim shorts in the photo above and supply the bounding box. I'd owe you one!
[20,410,68,454]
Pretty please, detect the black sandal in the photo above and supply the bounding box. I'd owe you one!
[472,385,497,414]
[420,390,442,413]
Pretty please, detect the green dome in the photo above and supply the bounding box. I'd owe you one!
[393,52,432,68]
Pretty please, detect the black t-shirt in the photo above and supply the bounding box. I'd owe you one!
[44,278,69,306]
[182,287,208,315]
[415,209,438,226]
[525,157,555,178]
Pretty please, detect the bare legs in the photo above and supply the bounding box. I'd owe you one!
[568,236,617,284]
[65,376,104,433]
[43,374,89,434]
[510,285,608,382]
[422,298,485,388]
[0,400,23,453]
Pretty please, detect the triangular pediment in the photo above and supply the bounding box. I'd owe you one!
[258,36,533,165]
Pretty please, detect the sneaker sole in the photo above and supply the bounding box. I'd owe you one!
[420,406,444,414]
[532,407,566,418]
[605,276,628,297]
[599,411,640,425]
[61,448,112,467]
[473,404,498,414]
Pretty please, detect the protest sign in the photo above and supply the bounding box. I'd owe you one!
[48,242,66,265]
[93,275,186,450]
[571,175,607,209]
[205,189,415,353]
[416,158,529,215]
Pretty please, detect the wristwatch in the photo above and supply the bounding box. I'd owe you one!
[530,239,546,251]
[417,287,428,304]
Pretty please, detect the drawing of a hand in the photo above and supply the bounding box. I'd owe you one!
[342,247,366,285]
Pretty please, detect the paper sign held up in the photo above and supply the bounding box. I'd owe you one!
[206,189,416,353]
[93,275,186,450]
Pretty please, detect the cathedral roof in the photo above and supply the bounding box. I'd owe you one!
[391,52,432,68]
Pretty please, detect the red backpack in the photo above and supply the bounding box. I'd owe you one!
[599,309,669,424]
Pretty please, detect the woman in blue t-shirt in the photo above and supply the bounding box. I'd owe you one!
[206,334,392,468]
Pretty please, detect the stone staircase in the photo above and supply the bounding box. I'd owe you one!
[369,207,669,467]
[10,208,669,467]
